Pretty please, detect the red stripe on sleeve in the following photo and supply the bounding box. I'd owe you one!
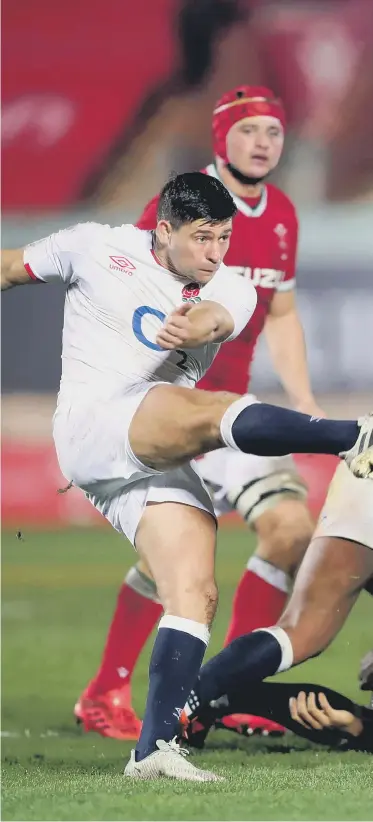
[24,262,42,282]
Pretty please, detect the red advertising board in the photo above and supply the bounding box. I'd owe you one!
[2,439,338,529]
[2,0,175,209]
[1,440,102,528]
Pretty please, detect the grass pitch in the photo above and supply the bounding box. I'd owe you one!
[2,527,372,820]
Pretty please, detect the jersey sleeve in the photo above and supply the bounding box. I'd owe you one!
[136,194,160,229]
[216,273,258,342]
[23,223,99,285]
[276,206,298,292]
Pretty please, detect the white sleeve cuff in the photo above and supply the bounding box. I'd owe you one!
[277,277,295,292]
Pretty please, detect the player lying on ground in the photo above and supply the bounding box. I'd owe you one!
[2,172,372,782]
[75,85,328,741]
[184,677,373,753]
[182,461,373,750]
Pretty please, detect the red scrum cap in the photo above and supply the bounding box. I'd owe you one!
[212,85,286,163]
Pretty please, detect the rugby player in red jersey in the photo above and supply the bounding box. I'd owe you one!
[75,86,327,740]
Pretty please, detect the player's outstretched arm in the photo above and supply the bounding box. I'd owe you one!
[156,301,234,350]
[1,249,31,291]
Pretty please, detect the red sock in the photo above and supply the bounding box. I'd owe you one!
[224,555,289,645]
[86,579,162,697]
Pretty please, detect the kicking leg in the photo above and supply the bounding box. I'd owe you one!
[128,384,366,471]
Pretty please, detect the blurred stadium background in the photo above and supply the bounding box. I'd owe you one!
[2,0,373,528]
[2,3,373,817]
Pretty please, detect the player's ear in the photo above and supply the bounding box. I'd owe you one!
[155,220,173,246]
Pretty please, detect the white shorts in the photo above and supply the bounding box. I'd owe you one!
[313,461,373,550]
[53,383,215,546]
[196,448,306,524]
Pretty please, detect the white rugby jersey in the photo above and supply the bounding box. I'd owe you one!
[24,222,257,402]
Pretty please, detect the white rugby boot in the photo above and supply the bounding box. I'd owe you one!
[123,736,223,781]
[341,413,373,479]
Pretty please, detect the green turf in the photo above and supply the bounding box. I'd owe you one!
[2,527,372,820]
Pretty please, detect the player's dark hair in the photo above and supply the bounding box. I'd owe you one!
[157,171,237,228]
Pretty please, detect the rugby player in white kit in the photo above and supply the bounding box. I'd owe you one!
[2,172,373,782]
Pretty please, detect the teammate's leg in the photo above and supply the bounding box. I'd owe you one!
[184,536,373,718]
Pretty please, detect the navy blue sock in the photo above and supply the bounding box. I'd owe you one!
[187,630,286,717]
[136,616,208,761]
[229,403,358,457]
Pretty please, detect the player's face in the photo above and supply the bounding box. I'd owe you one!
[226,115,284,178]
[160,219,233,283]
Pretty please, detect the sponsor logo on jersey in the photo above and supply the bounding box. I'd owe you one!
[109,255,136,275]
[181,282,201,302]
[227,266,285,289]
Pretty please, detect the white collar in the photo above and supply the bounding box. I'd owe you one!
[205,163,268,218]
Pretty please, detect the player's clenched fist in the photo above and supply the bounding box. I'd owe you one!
[156,300,236,350]
[156,304,194,350]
